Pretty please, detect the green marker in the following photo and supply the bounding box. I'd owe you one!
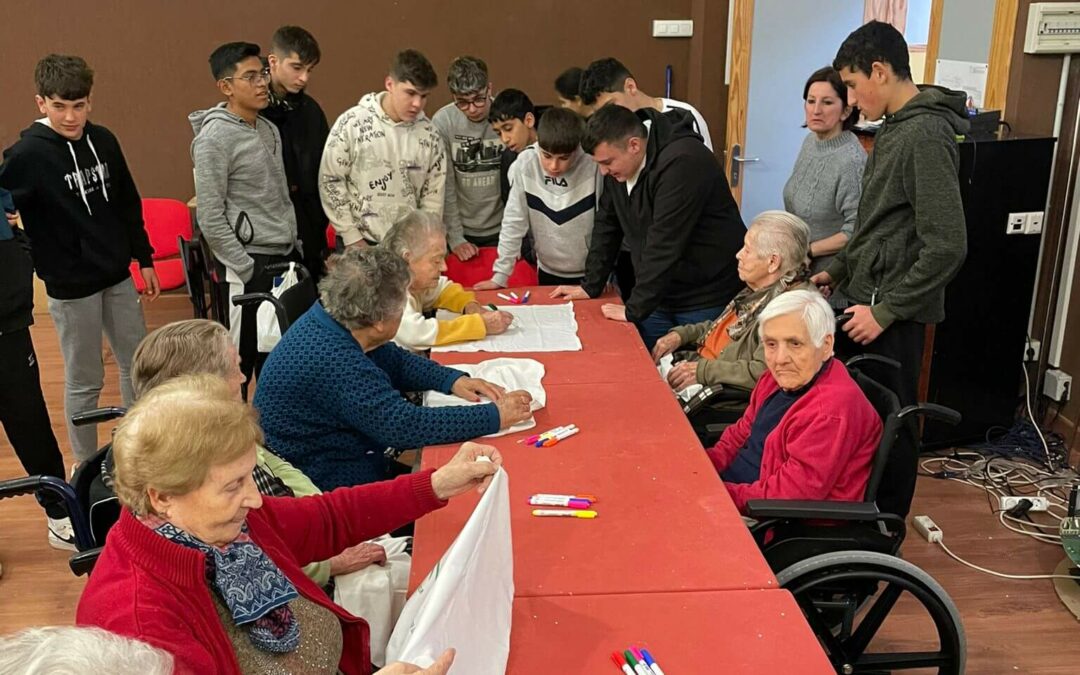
[624,650,646,675]
[487,303,499,311]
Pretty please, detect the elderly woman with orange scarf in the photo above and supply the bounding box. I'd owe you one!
[652,210,813,395]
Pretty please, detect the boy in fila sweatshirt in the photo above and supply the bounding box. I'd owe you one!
[0,54,157,470]
[475,107,601,290]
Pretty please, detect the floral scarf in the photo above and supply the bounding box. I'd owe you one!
[141,514,301,653]
[718,270,812,343]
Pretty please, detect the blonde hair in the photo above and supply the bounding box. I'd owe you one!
[112,374,262,516]
[131,319,234,399]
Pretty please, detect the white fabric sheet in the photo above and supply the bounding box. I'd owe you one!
[386,465,513,674]
[658,353,704,402]
[431,302,582,353]
[424,358,546,437]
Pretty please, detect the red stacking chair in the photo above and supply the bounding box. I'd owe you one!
[443,246,537,288]
[129,198,193,293]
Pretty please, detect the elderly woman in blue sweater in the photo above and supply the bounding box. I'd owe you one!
[254,248,533,490]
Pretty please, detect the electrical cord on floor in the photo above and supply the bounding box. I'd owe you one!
[936,540,1077,581]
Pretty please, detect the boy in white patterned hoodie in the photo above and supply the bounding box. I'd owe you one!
[319,49,446,247]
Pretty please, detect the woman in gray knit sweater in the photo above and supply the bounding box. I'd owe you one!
[782,66,866,308]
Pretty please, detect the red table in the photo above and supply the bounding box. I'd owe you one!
[507,590,833,674]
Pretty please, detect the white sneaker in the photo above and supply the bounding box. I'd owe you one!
[47,516,78,551]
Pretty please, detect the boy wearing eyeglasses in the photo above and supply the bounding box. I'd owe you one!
[0,55,157,495]
[431,56,505,261]
[190,42,301,390]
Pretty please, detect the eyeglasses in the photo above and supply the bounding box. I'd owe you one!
[224,68,271,86]
[454,94,489,110]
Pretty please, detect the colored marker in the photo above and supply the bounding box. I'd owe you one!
[624,651,651,675]
[531,509,598,518]
[611,652,635,675]
[541,426,580,446]
[486,303,499,311]
[522,290,531,303]
[533,493,597,503]
[639,648,665,675]
[497,293,512,302]
[529,496,592,508]
[510,291,519,300]
[518,424,573,444]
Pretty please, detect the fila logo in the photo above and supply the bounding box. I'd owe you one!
[543,176,568,187]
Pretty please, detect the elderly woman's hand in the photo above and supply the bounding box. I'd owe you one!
[376,648,456,674]
[495,390,533,429]
[480,310,514,335]
[432,443,504,499]
[651,332,682,363]
[667,361,699,391]
[451,376,506,402]
[328,541,388,576]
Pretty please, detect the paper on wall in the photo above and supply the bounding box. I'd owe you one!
[432,302,582,352]
[385,466,513,674]
[935,59,987,108]
[424,358,546,437]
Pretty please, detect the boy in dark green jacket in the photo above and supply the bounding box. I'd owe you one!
[813,21,969,516]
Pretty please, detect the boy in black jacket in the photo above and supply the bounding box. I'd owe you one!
[264,25,331,280]
[0,196,73,550]
[0,54,157,467]
[552,104,744,351]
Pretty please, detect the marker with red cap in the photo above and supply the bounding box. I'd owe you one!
[611,652,634,675]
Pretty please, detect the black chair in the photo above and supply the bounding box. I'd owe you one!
[744,355,966,674]
[178,234,208,319]
[231,262,318,337]
[681,383,751,447]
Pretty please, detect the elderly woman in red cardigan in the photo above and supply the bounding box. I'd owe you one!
[706,289,882,513]
[77,373,498,675]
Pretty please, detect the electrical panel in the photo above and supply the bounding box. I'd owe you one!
[1025,3,1080,54]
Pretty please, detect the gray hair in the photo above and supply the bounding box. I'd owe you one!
[747,210,811,281]
[381,210,447,260]
[0,626,173,675]
[319,247,411,330]
[447,55,489,94]
[757,289,836,347]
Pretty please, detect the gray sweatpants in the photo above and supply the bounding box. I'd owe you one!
[47,279,147,461]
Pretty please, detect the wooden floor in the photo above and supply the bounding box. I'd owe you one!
[1,293,1078,673]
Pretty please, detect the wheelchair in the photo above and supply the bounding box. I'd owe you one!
[744,355,966,674]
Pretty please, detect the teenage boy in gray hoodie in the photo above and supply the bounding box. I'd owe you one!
[190,42,301,389]
[812,21,969,516]
[432,56,505,261]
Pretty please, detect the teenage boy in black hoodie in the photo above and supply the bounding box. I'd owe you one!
[264,25,331,280]
[552,104,744,351]
[0,54,157,469]
[812,21,968,516]
[0,194,74,550]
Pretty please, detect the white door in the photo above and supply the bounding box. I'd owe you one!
[727,0,864,221]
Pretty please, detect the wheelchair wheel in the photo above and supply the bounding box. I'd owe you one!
[776,550,964,675]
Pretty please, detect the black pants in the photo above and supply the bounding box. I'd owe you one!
[537,269,584,286]
[0,328,68,518]
[615,250,636,302]
[836,319,926,518]
[238,252,303,393]
[464,232,502,247]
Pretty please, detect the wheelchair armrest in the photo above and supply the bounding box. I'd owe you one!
[71,407,127,427]
[681,384,752,416]
[844,353,901,371]
[897,402,962,426]
[69,547,103,576]
[744,499,884,521]
[232,292,273,308]
[0,476,96,550]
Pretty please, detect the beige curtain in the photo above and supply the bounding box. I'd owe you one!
[864,0,908,33]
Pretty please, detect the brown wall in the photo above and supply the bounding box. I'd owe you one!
[1003,0,1080,434]
[0,0,720,201]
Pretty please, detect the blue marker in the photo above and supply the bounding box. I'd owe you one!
[640,648,665,675]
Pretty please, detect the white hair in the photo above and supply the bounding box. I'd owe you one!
[0,626,173,675]
[381,210,447,260]
[748,210,811,280]
[757,289,835,347]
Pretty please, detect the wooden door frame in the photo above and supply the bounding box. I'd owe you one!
[924,0,945,83]
[724,0,754,207]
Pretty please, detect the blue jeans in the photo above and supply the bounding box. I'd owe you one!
[636,306,725,352]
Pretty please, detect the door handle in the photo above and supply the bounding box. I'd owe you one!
[729,144,760,188]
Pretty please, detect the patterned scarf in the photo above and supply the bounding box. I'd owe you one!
[142,515,301,653]
[717,269,811,343]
